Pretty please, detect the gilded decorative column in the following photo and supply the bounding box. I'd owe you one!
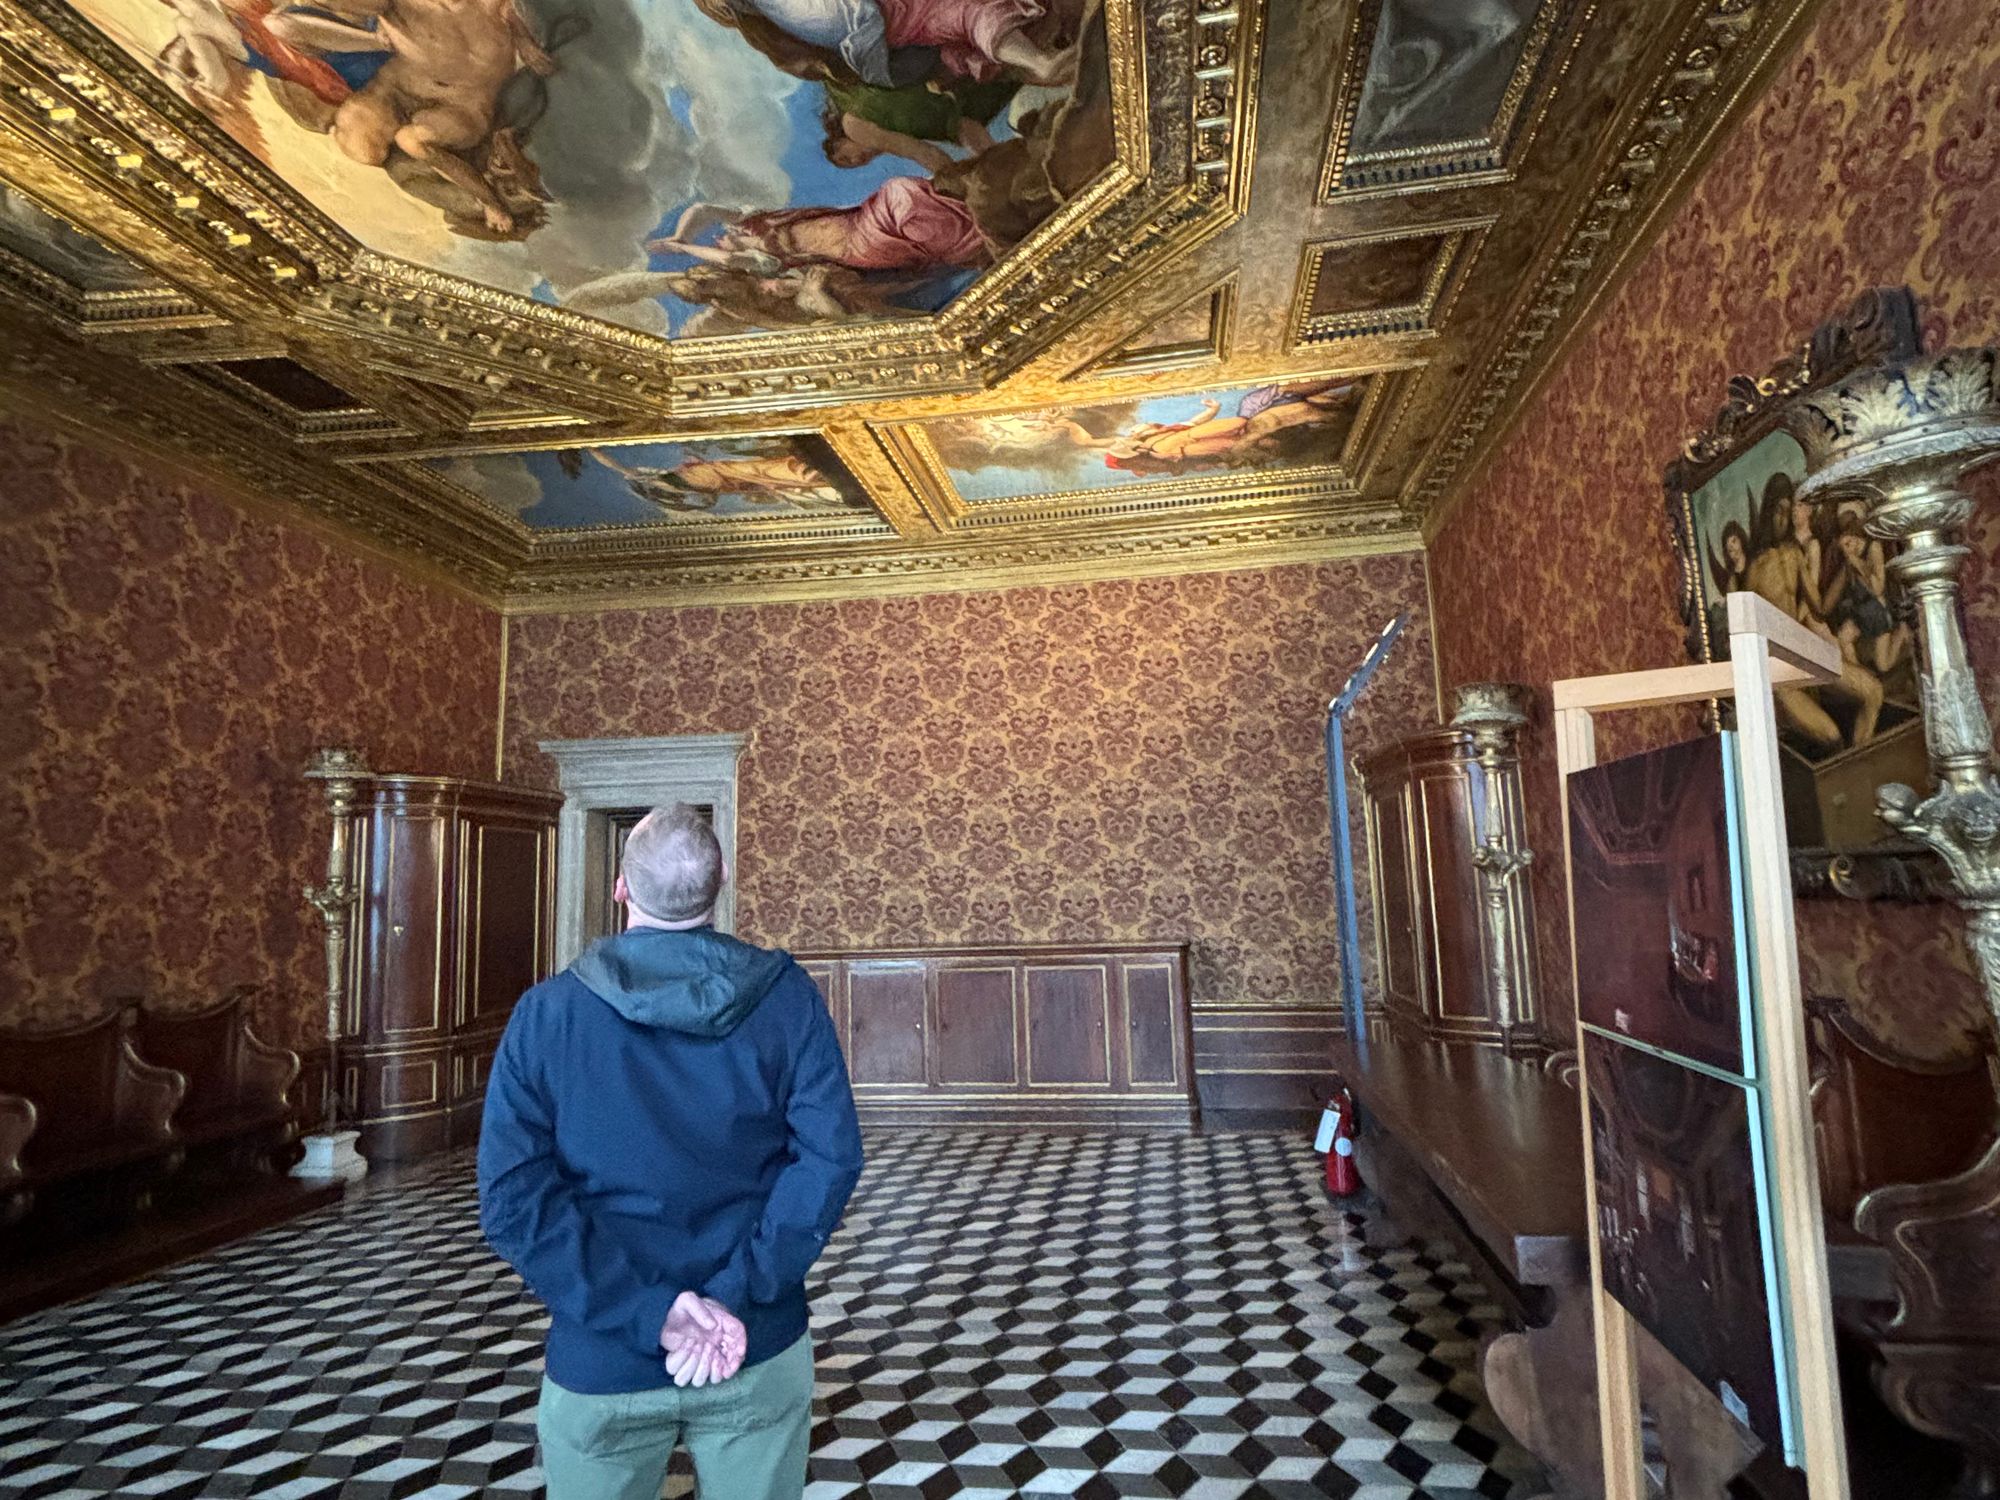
[1788,346,2000,1043]
[1453,682,1541,1053]
[1788,347,2000,1490]
[296,747,370,1182]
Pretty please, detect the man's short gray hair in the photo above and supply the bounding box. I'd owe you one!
[623,803,722,922]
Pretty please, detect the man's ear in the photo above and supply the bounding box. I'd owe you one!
[718,859,731,891]
[613,873,630,905]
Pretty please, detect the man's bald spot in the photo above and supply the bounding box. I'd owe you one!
[623,803,723,922]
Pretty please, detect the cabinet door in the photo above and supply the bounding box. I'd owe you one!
[1026,966,1110,1086]
[361,811,448,1041]
[1368,785,1426,1025]
[934,967,1018,1085]
[847,963,928,1085]
[1420,770,1490,1029]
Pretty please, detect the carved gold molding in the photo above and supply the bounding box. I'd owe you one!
[1288,217,1493,349]
[1416,0,1827,534]
[1071,273,1238,379]
[0,0,1264,419]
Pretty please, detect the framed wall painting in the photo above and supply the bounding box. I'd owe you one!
[1663,286,1929,852]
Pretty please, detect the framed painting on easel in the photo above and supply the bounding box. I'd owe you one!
[1554,592,1852,1499]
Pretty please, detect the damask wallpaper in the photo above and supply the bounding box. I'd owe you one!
[0,413,502,1044]
[1428,0,2000,1058]
[504,557,1438,1010]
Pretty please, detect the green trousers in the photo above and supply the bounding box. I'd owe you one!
[537,1334,813,1500]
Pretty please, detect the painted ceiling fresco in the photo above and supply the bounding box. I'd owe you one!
[65,0,1112,336]
[0,0,1825,604]
[922,378,1364,503]
[431,434,870,527]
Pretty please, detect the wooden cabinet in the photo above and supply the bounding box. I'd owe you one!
[795,944,1195,1128]
[1357,723,1542,1054]
[340,775,561,1162]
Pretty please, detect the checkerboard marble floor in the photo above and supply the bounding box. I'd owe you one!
[0,1131,1541,1499]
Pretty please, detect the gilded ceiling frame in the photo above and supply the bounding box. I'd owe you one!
[1287,217,1495,349]
[1316,0,1589,202]
[873,363,1420,532]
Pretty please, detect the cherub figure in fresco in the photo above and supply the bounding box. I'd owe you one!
[261,0,570,237]
[567,447,849,514]
[649,184,991,280]
[694,0,1077,88]
[1101,379,1359,476]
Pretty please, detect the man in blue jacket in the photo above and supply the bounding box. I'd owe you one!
[479,802,864,1500]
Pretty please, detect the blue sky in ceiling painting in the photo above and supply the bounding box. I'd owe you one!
[428,437,868,529]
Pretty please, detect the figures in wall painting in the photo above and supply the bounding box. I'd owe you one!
[1692,431,1914,756]
[70,0,1113,336]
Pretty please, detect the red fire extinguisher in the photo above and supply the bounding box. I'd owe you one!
[1318,1086,1361,1198]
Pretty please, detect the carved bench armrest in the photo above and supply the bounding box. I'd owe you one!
[238,1025,301,1111]
[0,1091,37,1190]
[115,1034,187,1144]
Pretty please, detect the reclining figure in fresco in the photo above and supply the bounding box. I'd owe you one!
[256,0,580,238]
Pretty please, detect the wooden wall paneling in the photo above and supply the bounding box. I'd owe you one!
[1192,1007,1342,1121]
[934,966,1018,1086]
[1026,966,1111,1087]
[800,960,844,1049]
[847,963,928,1086]
[796,944,1195,1127]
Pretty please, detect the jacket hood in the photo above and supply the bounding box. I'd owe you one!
[568,926,790,1038]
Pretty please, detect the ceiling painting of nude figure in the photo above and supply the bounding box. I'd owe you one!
[68,0,1114,336]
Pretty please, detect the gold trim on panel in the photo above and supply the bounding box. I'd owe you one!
[377,1056,442,1111]
[1287,218,1494,349]
[1071,273,1239,379]
[1121,961,1182,1086]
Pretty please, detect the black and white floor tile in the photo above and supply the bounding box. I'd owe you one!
[0,1132,1541,1499]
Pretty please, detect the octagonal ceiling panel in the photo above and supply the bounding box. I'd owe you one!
[65,0,1115,337]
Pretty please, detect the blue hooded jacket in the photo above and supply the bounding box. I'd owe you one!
[477,926,864,1395]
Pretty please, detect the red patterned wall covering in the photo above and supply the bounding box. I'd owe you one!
[0,412,503,1045]
[1428,0,2000,1058]
[504,557,1437,1010]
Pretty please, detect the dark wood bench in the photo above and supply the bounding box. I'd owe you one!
[1330,1029,1607,1496]
[0,1010,186,1240]
[133,987,299,1181]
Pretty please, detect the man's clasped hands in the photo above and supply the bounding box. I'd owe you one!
[659,1291,749,1388]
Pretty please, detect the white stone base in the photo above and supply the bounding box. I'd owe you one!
[291,1130,368,1183]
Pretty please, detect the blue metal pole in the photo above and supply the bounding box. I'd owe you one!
[1326,708,1364,1040]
